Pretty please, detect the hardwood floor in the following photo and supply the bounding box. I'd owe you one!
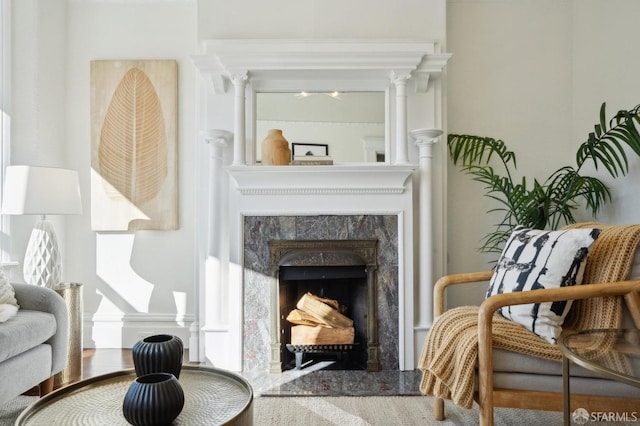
[81,348,193,380]
[23,349,193,396]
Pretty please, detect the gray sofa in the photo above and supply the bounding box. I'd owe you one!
[0,283,69,403]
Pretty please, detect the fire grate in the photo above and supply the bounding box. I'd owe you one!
[285,343,359,370]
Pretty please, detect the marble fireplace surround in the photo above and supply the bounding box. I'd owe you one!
[242,215,399,377]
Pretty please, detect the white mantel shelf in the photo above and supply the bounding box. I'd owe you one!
[226,164,417,196]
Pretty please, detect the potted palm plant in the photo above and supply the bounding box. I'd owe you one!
[448,102,640,255]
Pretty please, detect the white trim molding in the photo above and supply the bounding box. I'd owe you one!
[86,313,195,349]
[192,39,450,94]
[227,164,415,196]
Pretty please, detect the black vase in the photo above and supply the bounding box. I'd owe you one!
[132,334,183,379]
[122,372,185,426]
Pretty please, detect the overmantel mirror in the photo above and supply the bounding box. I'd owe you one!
[192,39,452,166]
[254,91,386,164]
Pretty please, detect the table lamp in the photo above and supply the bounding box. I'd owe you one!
[1,165,82,288]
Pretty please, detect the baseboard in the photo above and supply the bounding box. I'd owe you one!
[83,313,195,348]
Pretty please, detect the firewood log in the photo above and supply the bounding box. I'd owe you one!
[286,309,328,327]
[291,325,355,345]
[296,292,353,328]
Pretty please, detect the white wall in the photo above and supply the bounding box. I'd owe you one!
[198,0,446,40]
[446,0,640,307]
[11,0,199,348]
[572,0,640,225]
[67,0,198,348]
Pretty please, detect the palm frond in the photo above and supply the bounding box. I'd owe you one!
[448,134,517,179]
[544,166,611,228]
[448,102,640,258]
[576,103,640,176]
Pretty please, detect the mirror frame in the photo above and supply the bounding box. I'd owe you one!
[248,82,391,165]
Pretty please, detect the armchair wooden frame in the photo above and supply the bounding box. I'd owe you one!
[433,272,640,426]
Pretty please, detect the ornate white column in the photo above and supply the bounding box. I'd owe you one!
[199,129,233,363]
[230,73,248,166]
[391,72,411,164]
[410,128,443,330]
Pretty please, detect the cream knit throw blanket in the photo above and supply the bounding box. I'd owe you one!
[418,223,640,409]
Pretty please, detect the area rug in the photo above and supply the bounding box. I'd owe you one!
[0,396,36,426]
[3,395,633,425]
[253,396,564,425]
[1,394,562,425]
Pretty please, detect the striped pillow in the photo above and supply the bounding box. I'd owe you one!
[486,226,600,344]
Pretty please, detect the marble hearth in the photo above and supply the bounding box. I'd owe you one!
[242,215,398,377]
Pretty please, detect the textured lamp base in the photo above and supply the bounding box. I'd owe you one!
[23,219,62,288]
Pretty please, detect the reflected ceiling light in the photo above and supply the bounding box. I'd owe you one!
[294,91,341,100]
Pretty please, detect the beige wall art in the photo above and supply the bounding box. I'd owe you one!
[90,60,178,231]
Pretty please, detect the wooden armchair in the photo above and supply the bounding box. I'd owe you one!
[422,224,640,425]
[433,272,640,425]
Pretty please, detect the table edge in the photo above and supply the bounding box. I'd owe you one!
[15,365,254,425]
[558,328,640,388]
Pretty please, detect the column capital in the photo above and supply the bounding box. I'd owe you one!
[410,128,443,146]
[411,129,443,159]
[202,129,233,161]
[201,129,233,146]
[229,71,249,86]
[390,71,412,85]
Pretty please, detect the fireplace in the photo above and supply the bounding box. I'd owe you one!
[270,240,379,372]
[193,39,449,371]
[242,215,399,376]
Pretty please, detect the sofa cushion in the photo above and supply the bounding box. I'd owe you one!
[486,226,600,344]
[492,348,602,379]
[0,309,57,363]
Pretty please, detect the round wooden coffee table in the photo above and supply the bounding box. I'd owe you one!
[16,365,253,425]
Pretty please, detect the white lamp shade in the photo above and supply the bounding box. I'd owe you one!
[2,165,82,215]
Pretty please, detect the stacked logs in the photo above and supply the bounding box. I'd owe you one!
[286,292,354,345]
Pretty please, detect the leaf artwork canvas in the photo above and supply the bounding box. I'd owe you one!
[90,60,178,230]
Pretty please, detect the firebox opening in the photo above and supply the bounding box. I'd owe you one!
[279,265,368,371]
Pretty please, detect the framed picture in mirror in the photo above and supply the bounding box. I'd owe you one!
[292,143,329,157]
